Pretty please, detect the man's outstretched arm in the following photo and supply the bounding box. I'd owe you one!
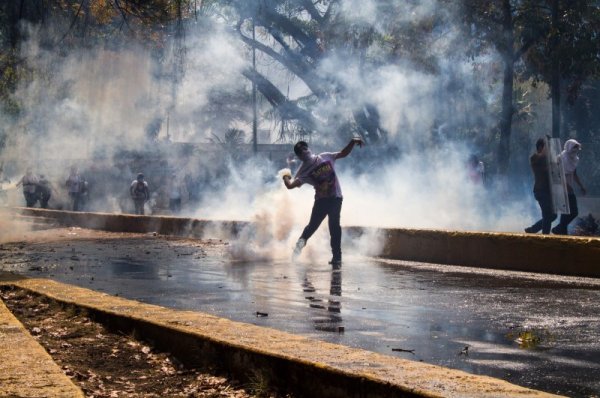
[336,138,364,159]
[282,173,303,189]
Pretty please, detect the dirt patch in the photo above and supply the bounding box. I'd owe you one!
[1,287,288,398]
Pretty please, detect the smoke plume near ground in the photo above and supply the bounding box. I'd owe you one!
[201,146,534,264]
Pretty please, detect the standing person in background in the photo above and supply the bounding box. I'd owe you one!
[168,173,183,214]
[467,154,485,186]
[65,166,84,211]
[525,138,557,234]
[16,168,39,207]
[130,173,149,215]
[79,178,89,211]
[552,139,587,235]
[282,138,364,268]
[36,174,53,209]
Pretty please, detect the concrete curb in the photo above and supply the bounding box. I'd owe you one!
[0,286,84,398]
[15,207,248,239]
[0,274,561,398]
[376,227,600,278]
[16,207,600,278]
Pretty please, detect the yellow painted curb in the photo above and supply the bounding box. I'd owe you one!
[378,227,600,277]
[0,293,84,398]
[0,275,562,398]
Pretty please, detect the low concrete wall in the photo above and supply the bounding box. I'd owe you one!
[16,208,600,278]
[17,207,250,239]
[379,228,600,278]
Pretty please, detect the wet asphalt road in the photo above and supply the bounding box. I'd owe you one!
[2,233,600,397]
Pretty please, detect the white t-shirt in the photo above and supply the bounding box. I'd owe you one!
[294,152,342,199]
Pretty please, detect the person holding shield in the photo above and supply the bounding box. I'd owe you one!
[552,139,587,235]
[525,138,557,234]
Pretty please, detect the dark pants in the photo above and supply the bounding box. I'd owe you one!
[300,197,342,261]
[69,192,82,211]
[39,193,51,209]
[528,191,557,234]
[169,198,181,213]
[133,199,145,215]
[553,193,578,235]
[24,191,38,207]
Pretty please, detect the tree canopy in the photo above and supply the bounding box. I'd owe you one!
[1,0,600,182]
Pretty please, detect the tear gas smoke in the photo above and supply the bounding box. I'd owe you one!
[0,3,547,261]
[197,145,533,264]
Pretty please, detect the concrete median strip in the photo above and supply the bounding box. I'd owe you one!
[0,291,84,398]
[17,207,600,278]
[0,274,562,398]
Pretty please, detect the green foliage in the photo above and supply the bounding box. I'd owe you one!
[523,1,600,103]
[210,128,246,146]
[0,51,23,117]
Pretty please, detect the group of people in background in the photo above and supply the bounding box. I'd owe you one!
[8,136,589,238]
[13,166,187,217]
[16,169,54,209]
[15,166,88,211]
[526,138,586,235]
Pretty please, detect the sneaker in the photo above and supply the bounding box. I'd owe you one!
[524,227,535,234]
[292,238,306,259]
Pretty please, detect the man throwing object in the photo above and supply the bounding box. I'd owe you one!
[282,138,363,267]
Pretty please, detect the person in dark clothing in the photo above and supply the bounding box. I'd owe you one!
[282,138,363,267]
[525,138,557,234]
[16,168,39,207]
[130,173,149,215]
[36,175,53,209]
[65,167,84,211]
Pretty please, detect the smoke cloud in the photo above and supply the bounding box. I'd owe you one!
[0,2,547,261]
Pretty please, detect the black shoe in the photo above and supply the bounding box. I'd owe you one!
[524,227,535,233]
[551,226,564,235]
[329,258,342,269]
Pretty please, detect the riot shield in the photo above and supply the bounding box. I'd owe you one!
[547,137,570,214]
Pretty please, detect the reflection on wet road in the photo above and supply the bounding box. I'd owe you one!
[5,238,600,397]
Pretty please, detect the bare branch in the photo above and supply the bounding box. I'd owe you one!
[58,0,85,44]
[301,0,323,23]
[112,0,133,32]
[242,67,317,131]
[236,24,326,97]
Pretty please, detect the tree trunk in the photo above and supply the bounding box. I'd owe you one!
[550,0,561,138]
[242,67,317,132]
[497,0,514,175]
[6,0,25,48]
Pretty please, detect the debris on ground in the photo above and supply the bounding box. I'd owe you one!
[1,288,288,398]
